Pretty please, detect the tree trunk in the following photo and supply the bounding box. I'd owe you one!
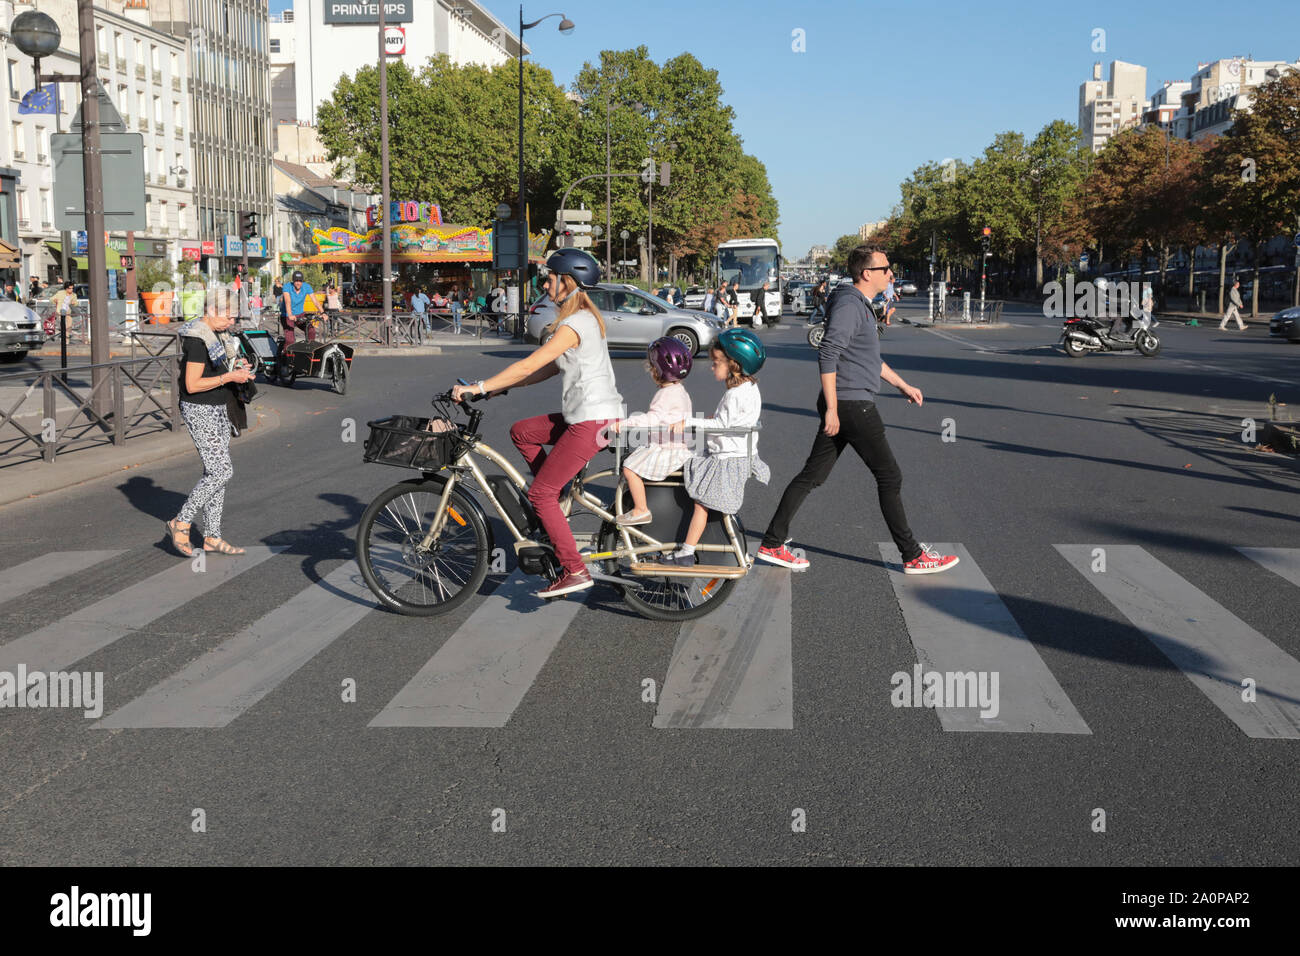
[1186,246,1196,311]
[1158,241,1169,311]
[1218,242,1228,314]
[1251,236,1261,317]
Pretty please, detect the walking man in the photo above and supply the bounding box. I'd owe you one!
[1220,279,1245,331]
[411,286,432,333]
[755,243,959,575]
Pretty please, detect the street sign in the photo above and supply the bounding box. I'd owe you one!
[384,26,405,55]
[69,80,127,134]
[52,132,146,231]
[323,1,413,24]
[556,209,593,226]
[492,218,525,270]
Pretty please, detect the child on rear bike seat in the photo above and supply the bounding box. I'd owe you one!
[611,337,695,527]
[653,329,769,568]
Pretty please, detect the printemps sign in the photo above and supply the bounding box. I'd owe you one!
[323,2,413,25]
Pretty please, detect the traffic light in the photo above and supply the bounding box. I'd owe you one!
[980,225,992,257]
[240,211,259,240]
[555,209,593,249]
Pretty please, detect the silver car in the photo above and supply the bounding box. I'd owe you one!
[526,283,724,355]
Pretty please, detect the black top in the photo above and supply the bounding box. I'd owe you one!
[179,335,232,406]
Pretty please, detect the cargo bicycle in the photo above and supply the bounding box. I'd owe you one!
[355,389,755,622]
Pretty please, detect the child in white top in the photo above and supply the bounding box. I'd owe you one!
[657,341,769,566]
[611,338,694,526]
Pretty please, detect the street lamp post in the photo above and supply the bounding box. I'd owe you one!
[377,2,393,336]
[10,5,109,386]
[620,230,629,278]
[518,8,574,325]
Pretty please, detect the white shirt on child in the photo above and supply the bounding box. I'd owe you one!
[621,381,693,480]
[686,380,761,459]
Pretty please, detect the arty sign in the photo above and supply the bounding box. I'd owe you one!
[384,26,405,56]
[323,2,413,25]
[366,201,443,228]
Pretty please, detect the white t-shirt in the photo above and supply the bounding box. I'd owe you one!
[553,309,623,424]
[686,381,762,459]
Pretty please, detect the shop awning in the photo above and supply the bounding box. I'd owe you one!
[0,238,19,270]
[47,241,123,270]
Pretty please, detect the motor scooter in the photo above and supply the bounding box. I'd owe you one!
[1060,310,1160,357]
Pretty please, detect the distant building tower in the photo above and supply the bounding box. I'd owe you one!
[1079,60,1149,152]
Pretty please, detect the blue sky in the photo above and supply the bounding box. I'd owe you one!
[273,0,1300,258]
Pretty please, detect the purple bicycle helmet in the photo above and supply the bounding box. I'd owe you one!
[647,336,694,383]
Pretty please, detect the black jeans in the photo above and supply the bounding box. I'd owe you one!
[761,394,921,563]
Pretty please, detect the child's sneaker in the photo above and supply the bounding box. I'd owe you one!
[615,508,653,526]
[903,544,959,575]
[756,542,810,571]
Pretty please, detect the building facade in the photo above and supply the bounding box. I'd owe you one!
[1178,58,1299,142]
[283,0,523,127]
[149,0,272,273]
[0,0,194,287]
[1079,60,1148,152]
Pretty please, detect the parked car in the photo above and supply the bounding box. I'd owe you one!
[526,283,724,354]
[683,285,708,310]
[0,300,43,362]
[1268,306,1300,343]
[896,279,918,295]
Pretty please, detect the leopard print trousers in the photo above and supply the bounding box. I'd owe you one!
[176,401,233,538]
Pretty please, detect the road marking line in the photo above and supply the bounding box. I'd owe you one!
[880,543,1091,734]
[653,566,793,729]
[0,547,283,678]
[1237,548,1300,589]
[0,551,125,606]
[369,569,586,727]
[922,327,995,353]
[1170,358,1296,387]
[97,560,375,728]
[1057,545,1300,739]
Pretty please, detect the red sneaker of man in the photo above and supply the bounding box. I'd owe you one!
[755,542,810,571]
[903,544,959,575]
[537,569,594,599]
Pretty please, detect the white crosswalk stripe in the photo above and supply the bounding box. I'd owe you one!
[0,551,126,606]
[880,543,1091,734]
[654,567,793,730]
[97,561,376,729]
[369,569,588,728]
[1058,545,1300,739]
[1237,548,1300,590]
[0,548,283,686]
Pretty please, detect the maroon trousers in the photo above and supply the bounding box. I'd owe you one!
[510,413,612,576]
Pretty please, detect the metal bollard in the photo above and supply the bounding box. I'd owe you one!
[928,288,935,321]
[963,292,971,322]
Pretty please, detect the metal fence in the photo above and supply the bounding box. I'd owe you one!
[0,348,179,466]
[930,294,1004,325]
[243,308,518,345]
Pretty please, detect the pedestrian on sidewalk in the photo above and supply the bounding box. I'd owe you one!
[755,243,959,576]
[166,301,256,558]
[411,286,432,332]
[449,283,464,334]
[1220,279,1246,331]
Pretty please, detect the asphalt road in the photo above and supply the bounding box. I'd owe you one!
[1,302,1298,865]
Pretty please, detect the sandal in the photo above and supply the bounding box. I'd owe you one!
[165,519,194,557]
[203,536,246,555]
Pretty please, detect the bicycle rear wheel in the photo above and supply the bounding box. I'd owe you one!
[357,478,490,616]
[598,498,743,622]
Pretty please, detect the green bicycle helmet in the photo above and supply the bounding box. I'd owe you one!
[717,328,765,376]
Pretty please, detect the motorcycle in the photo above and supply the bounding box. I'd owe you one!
[807,299,887,348]
[1060,311,1160,358]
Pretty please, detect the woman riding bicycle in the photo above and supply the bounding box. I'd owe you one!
[451,249,623,600]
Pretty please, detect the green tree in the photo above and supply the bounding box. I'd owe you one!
[317,56,579,230]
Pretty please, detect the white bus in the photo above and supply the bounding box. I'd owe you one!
[716,238,782,325]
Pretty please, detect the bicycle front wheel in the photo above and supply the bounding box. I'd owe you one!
[357,479,490,616]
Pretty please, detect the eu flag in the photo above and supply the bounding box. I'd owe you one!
[17,85,58,115]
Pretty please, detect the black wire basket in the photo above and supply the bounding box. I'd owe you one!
[363,415,462,470]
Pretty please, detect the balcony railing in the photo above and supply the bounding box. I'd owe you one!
[171,76,181,91]
[137,118,148,131]
[174,127,184,139]
[115,59,126,74]
[17,219,29,229]
[135,64,146,79]
[37,153,47,163]
[152,70,162,84]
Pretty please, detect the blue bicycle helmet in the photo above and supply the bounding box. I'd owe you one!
[545,248,602,289]
[716,328,765,376]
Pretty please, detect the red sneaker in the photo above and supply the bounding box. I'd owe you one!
[903,544,959,575]
[536,568,594,599]
[756,542,810,571]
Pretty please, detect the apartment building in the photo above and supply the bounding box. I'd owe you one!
[1078,60,1149,152]
[1179,58,1299,142]
[149,0,272,272]
[0,0,194,285]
